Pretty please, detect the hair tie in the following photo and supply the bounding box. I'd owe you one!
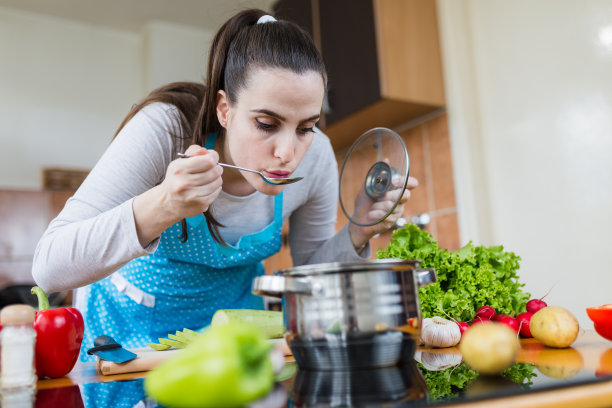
[257,15,277,24]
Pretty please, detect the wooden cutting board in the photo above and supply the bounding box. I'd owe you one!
[96,337,291,376]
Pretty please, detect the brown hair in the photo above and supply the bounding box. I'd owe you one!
[114,9,327,244]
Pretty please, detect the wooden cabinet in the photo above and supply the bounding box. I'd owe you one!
[273,0,446,150]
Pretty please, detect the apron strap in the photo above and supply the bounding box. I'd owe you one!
[205,133,218,149]
[274,192,283,219]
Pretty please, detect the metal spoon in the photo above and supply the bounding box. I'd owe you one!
[177,152,303,185]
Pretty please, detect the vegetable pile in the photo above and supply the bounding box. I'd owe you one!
[377,224,531,322]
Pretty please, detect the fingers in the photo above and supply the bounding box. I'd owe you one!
[188,182,223,205]
[178,146,220,175]
[379,188,410,205]
[182,172,223,199]
[366,199,405,222]
[162,145,224,217]
[184,144,206,156]
[399,189,410,204]
[349,174,417,242]
[406,176,419,190]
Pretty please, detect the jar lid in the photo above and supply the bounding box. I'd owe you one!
[0,304,36,325]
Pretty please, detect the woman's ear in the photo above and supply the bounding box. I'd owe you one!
[216,90,230,128]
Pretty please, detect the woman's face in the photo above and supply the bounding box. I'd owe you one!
[216,67,325,195]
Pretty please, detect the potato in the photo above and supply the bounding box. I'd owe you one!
[535,347,583,379]
[460,322,520,375]
[530,306,579,348]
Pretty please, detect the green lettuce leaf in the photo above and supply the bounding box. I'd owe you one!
[377,224,530,322]
[417,362,537,400]
[417,363,479,401]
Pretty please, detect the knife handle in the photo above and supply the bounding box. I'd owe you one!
[87,336,123,355]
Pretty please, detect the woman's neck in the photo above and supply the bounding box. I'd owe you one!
[217,135,256,196]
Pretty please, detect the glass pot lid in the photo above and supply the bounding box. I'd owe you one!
[339,127,410,227]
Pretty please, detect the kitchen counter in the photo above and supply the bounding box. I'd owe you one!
[31,330,612,407]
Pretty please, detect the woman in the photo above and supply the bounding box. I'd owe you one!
[32,9,418,361]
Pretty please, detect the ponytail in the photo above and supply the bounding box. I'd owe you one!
[188,10,270,245]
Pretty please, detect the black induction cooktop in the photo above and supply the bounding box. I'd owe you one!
[25,359,612,408]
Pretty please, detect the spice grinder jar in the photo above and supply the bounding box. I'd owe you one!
[252,259,436,370]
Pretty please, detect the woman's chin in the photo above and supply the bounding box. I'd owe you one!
[240,173,283,195]
[258,184,286,196]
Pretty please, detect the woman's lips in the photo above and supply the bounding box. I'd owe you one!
[265,170,291,179]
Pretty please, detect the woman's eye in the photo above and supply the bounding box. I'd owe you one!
[298,122,318,134]
[255,119,275,131]
[298,127,315,134]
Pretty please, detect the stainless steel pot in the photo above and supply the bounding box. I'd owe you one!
[252,259,436,370]
[291,361,427,406]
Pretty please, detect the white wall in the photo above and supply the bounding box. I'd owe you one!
[438,0,612,327]
[143,21,214,91]
[0,7,142,188]
[0,7,213,189]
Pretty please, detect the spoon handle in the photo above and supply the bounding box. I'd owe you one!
[176,153,260,176]
[177,152,302,185]
[216,162,261,176]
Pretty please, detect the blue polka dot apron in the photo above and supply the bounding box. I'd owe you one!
[79,134,283,361]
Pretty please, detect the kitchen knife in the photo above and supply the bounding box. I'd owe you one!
[87,335,137,364]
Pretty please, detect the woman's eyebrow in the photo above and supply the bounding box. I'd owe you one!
[251,109,320,123]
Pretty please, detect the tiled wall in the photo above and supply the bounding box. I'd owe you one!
[264,112,460,274]
[401,112,460,252]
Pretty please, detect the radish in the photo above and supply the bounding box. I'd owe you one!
[494,314,519,333]
[471,316,492,326]
[526,299,547,314]
[526,283,558,314]
[456,321,470,336]
[516,312,533,337]
[475,306,496,320]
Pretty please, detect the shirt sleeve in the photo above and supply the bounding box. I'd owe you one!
[31,103,178,293]
[288,130,370,266]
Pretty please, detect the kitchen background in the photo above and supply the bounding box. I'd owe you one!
[0,0,610,327]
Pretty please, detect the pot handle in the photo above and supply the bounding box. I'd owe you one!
[252,275,320,298]
[416,268,437,288]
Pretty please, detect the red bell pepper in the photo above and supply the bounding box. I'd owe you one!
[31,286,84,378]
[35,385,84,408]
[586,304,612,341]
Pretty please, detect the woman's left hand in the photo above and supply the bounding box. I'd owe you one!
[348,176,419,251]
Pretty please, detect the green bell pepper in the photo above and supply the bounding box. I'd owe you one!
[144,322,275,408]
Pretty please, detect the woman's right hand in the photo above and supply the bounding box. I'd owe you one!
[161,144,223,219]
[133,145,223,247]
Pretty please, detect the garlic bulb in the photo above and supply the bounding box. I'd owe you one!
[420,317,461,348]
[414,350,462,371]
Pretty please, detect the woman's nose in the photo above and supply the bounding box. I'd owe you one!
[274,133,295,164]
